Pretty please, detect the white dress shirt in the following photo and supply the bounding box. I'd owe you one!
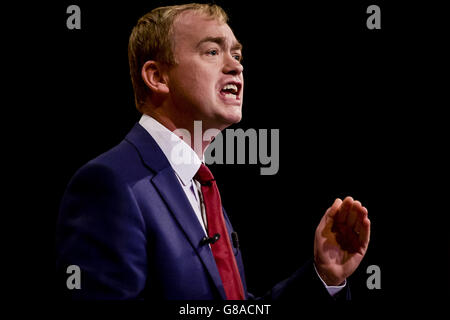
[139,114,207,235]
[138,114,345,296]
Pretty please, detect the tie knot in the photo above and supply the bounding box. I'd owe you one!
[194,164,215,185]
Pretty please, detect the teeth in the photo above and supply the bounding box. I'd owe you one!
[224,93,237,99]
[222,84,238,93]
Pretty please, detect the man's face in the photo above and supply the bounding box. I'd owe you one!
[166,11,244,130]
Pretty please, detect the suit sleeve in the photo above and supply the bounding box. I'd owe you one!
[55,163,148,300]
[247,259,351,302]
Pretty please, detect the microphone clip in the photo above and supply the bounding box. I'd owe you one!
[201,233,221,245]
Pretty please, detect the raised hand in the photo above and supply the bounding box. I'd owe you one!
[313,197,371,286]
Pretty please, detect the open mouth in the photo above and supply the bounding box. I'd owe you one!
[219,82,242,100]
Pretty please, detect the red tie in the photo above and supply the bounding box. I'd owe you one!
[195,164,245,300]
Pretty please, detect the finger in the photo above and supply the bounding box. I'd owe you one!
[360,206,368,221]
[335,196,353,224]
[354,217,363,236]
[353,203,368,243]
[359,217,371,247]
[327,198,342,218]
[355,201,368,223]
[346,200,361,229]
[362,206,368,215]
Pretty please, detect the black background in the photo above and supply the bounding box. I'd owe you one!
[5,0,448,316]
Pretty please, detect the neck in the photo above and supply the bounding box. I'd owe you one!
[144,110,223,160]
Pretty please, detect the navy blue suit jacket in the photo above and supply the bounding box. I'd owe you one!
[56,123,349,300]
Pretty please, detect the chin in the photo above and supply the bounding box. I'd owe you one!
[222,107,242,125]
[206,103,243,130]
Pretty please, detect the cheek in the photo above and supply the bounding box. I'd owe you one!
[175,67,216,99]
[168,67,216,110]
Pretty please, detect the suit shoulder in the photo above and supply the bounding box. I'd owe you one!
[71,139,153,187]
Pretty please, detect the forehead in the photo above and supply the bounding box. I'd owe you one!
[172,11,238,48]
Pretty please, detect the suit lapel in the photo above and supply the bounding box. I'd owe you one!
[152,168,226,299]
[125,123,227,299]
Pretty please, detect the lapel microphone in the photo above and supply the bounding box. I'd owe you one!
[201,233,220,245]
[231,232,239,249]
[200,232,240,249]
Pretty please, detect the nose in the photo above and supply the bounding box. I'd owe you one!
[222,53,243,76]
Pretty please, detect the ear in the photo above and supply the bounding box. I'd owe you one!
[141,60,170,94]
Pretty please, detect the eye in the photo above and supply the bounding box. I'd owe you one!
[207,49,219,56]
[233,54,242,62]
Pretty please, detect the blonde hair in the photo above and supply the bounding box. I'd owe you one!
[128,3,228,111]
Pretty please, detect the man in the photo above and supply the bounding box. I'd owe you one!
[56,3,370,300]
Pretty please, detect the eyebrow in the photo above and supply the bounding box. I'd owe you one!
[196,36,243,51]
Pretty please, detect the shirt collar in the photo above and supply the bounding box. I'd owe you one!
[139,114,202,186]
